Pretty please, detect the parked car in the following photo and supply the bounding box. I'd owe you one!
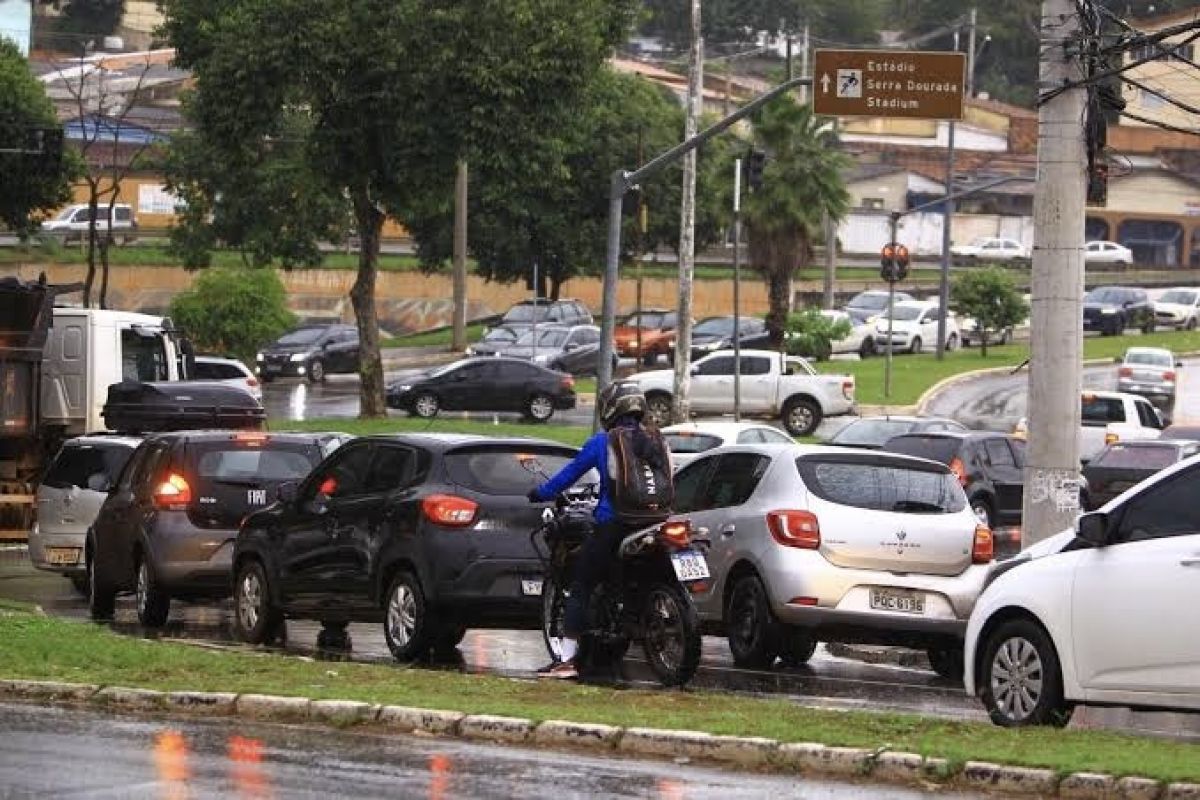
[844,290,914,325]
[614,309,681,366]
[29,435,142,592]
[256,324,360,382]
[689,316,770,360]
[958,294,1031,348]
[386,357,576,422]
[661,421,794,469]
[502,324,600,368]
[497,298,592,329]
[873,301,961,354]
[964,454,1200,726]
[819,309,876,358]
[40,203,137,244]
[951,237,1029,265]
[1081,439,1200,510]
[231,434,589,660]
[1117,346,1180,405]
[1153,287,1200,331]
[1013,390,1165,464]
[882,432,1029,531]
[466,325,524,357]
[193,355,262,402]
[824,415,967,450]
[1082,286,1155,336]
[86,431,346,625]
[627,349,855,437]
[675,443,992,679]
[1083,240,1134,265]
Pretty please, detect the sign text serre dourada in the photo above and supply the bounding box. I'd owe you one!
[812,49,965,121]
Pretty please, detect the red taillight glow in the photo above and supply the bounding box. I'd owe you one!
[658,519,692,549]
[234,432,268,444]
[842,379,855,401]
[949,457,968,487]
[788,596,819,606]
[153,473,192,510]
[1118,366,1132,378]
[972,524,994,564]
[245,377,260,388]
[767,510,820,549]
[1163,370,1176,382]
[421,494,479,527]
[561,376,575,390]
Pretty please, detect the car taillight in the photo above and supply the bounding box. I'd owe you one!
[972,524,994,564]
[245,376,260,388]
[153,473,192,510]
[766,510,820,549]
[658,519,692,549]
[1118,366,1132,378]
[421,494,478,527]
[1163,370,1176,382]
[561,375,575,390]
[949,457,968,487]
[1105,432,1119,445]
[234,432,268,445]
[842,379,855,401]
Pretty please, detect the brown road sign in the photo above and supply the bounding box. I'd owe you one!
[813,49,965,120]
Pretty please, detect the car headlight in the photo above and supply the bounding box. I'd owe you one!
[1101,308,1118,315]
[290,352,307,362]
[255,352,264,362]
[394,384,411,393]
[533,354,551,364]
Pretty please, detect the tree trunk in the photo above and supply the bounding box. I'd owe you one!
[765,264,791,348]
[98,238,111,309]
[82,187,100,308]
[351,188,387,419]
[981,330,989,358]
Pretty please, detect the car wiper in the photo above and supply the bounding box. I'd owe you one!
[892,500,944,513]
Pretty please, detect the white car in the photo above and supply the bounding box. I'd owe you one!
[40,203,137,244]
[1083,240,1133,265]
[661,421,794,469]
[959,294,1031,347]
[964,454,1200,726]
[874,301,961,354]
[819,309,877,358]
[1154,287,1200,331]
[1013,390,1164,464]
[951,237,1029,264]
[193,355,263,402]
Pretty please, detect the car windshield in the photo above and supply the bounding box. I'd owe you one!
[1125,350,1172,367]
[884,435,962,465]
[1091,444,1181,470]
[1159,290,1197,305]
[426,360,471,379]
[830,419,915,446]
[796,456,966,513]
[482,328,518,343]
[53,206,79,221]
[443,446,595,495]
[515,328,568,347]
[848,293,888,310]
[1085,288,1124,304]
[694,318,735,336]
[970,237,995,246]
[276,328,325,346]
[663,432,723,454]
[502,304,548,323]
[882,306,924,322]
[621,312,666,329]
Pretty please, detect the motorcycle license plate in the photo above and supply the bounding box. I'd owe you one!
[670,550,710,582]
[521,579,544,596]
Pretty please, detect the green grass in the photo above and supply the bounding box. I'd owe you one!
[275,416,591,447]
[382,322,488,348]
[2,611,1199,782]
[0,243,423,272]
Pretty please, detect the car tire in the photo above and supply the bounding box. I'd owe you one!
[384,570,435,663]
[1187,317,1197,331]
[135,551,170,628]
[970,496,994,528]
[645,392,673,427]
[910,336,923,355]
[859,337,876,359]
[778,629,818,667]
[307,358,326,383]
[781,397,822,437]
[946,333,959,352]
[524,392,555,423]
[233,559,284,645]
[432,625,467,657]
[86,541,115,621]
[927,646,965,682]
[726,574,780,668]
[979,618,1072,727]
[412,392,440,419]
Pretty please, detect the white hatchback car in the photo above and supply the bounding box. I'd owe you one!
[874,301,961,354]
[661,421,793,469]
[674,443,993,678]
[193,355,263,402]
[1154,287,1200,331]
[1083,240,1133,265]
[964,454,1200,727]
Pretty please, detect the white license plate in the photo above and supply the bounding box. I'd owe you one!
[869,588,925,614]
[264,364,283,373]
[521,579,544,597]
[44,547,81,566]
[670,550,710,582]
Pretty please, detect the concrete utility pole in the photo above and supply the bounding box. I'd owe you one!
[451,159,468,352]
[671,0,703,425]
[733,157,743,421]
[1022,0,1087,545]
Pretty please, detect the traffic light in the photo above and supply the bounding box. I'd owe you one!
[880,241,910,283]
[744,149,766,191]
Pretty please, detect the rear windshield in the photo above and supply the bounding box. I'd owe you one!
[444,446,594,496]
[1082,396,1126,424]
[1091,444,1181,470]
[796,455,966,513]
[502,304,548,323]
[186,439,320,488]
[883,436,961,465]
[1124,350,1171,367]
[43,443,134,490]
[663,433,723,454]
[194,361,246,380]
[831,419,914,447]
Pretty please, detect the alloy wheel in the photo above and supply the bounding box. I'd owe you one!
[136,561,149,616]
[387,582,418,648]
[528,394,553,421]
[990,636,1044,723]
[414,394,439,418]
[786,405,814,434]
[237,570,262,633]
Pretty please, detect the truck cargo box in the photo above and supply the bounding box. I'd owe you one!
[101,380,265,433]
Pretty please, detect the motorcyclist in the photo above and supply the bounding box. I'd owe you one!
[527,381,667,679]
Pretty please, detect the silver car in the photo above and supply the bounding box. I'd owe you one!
[1117,346,1179,404]
[675,444,993,679]
[29,435,142,592]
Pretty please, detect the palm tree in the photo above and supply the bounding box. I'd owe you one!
[743,97,850,345]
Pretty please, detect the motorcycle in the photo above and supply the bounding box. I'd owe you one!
[527,478,709,688]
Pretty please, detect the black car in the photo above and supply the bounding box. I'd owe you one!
[87,431,346,625]
[386,357,576,422]
[1082,439,1200,510]
[825,415,967,450]
[498,298,592,328]
[689,316,770,361]
[882,431,1028,532]
[1082,286,1155,336]
[231,434,589,660]
[257,324,360,382]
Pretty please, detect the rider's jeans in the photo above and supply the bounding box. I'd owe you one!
[563,521,630,639]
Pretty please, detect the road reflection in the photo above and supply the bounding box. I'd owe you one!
[153,730,191,800]
[428,753,452,800]
[229,735,273,799]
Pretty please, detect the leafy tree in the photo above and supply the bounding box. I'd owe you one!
[784,307,851,361]
[641,0,882,50]
[0,40,77,237]
[169,267,296,363]
[161,0,636,418]
[743,97,849,346]
[37,0,126,38]
[950,266,1028,357]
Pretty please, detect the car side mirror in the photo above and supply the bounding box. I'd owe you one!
[1076,511,1111,547]
[276,480,299,505]
[1176,360,1184,368]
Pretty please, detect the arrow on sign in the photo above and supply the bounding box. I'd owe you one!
[820,73,831,94]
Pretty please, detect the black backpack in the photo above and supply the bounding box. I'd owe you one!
[606,425,675,525]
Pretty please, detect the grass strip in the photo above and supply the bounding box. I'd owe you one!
[1,612,1199,782]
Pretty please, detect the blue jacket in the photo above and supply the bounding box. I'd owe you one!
[532,423,631,524]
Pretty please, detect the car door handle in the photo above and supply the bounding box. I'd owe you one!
[1181,558,1200,568]
[720,524,736,537]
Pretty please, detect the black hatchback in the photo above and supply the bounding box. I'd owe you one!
[385,357,576,422]
[256,324,360,382]
[1082,286,1155,336]
[231,434,590,660]
[1082,439,1200,510]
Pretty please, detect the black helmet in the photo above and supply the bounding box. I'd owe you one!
[597,381,647,429]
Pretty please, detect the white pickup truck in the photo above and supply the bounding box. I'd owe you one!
[628,349,856,437]
[1015,390,1164,464]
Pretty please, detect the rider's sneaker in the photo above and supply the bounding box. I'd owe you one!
[537,659,578,679]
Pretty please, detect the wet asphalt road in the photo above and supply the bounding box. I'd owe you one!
[2,702,991,800]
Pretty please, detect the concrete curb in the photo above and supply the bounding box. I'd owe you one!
[2,677,1199,798]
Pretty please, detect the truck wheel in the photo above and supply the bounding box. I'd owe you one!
[645,393,673,427]
[782,397,822,437]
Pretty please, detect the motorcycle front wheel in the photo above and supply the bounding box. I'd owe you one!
[640,582,701,687]
[541,574,567,661]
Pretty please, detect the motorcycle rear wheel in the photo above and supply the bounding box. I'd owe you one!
[641,582,701,687]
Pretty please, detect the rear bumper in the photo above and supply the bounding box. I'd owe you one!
[1116,379,1174,399]
[775,606,965,646]
[145,517,236,597]
[27,525,86,576]
[433,557,545,628]
[554,393,577,410]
